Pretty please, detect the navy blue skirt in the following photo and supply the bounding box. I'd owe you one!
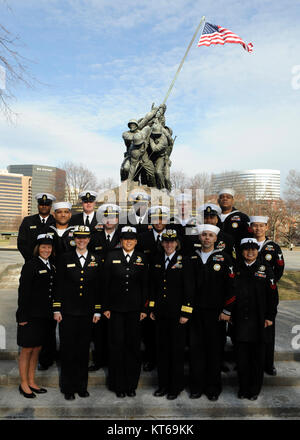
[17,318,52,348]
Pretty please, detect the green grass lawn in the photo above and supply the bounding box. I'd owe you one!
[278,271,300,300]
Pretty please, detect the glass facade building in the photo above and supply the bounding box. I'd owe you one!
[211,169,280,200]
[7,164,66,214]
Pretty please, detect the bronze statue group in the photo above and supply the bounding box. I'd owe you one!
[16,188,284,402]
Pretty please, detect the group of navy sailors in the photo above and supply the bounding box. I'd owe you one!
[16,188,284,402]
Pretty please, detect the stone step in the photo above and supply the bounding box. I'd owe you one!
[1,360,300,388]
[0,384,299,419]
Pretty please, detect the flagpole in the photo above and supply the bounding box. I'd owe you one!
[162,15,206,105]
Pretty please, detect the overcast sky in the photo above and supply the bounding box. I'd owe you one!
[1,0,300,194]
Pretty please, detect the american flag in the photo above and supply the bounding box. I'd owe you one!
[198,22,253,53]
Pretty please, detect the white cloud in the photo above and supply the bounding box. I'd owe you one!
[0,102,122,182]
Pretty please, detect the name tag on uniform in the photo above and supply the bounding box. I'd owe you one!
[67,264,76,268]
[39,270,47,274]
[95,246,103,250]
[155,264,161,268]
[30,225,37,229]
[112,260,121,264]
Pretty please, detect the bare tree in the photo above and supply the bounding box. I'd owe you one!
[98,177,117,190]
[170,170,189,192]
[284,170,300,203]
[61,162,99,204]
[0,17,33,120]
[188,172,212,197]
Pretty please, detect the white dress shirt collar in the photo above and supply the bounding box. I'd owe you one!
[123,249,134,258]
[135,211,147,224]
[165,251,176,262]
[39,215,49,223]
[39,256,51,268]
[105,229,115,240]
[76,250,88,266]
[83,211,95,223]
[153,228,166,241]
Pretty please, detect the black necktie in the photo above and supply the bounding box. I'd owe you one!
[107,234,110,243]
[85,216,90,227]
[165,257,170,269]
[41,218,45,224]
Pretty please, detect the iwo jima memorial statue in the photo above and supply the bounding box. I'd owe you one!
[120,102,174,193]
[98,17,206,208]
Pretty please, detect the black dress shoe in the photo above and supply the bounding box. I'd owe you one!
[248,394,258,401]
[154,388,167,397]
[190,392,202,399]
[167,393,178,400]
[88,364,101,372]
[127,390,136,397]
[64,393,75,400]
[78,391,90,398]
[29,386,47,394]
[19,385,36,399]
[116,392,126,398]
[143,362,155,372]
[265,366,277,376]
[207,394,219,401]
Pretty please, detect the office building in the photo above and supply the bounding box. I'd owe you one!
[211,169,280,200]
[0,170,31,231]
[7,164,66,214]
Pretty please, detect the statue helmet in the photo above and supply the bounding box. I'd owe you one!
[128,119,139,128]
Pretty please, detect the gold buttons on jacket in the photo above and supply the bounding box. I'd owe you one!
[80,278,83,281]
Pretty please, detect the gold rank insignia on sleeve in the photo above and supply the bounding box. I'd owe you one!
[53,302,61,307]
[149,301,155,307]
[181,305,193,313]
